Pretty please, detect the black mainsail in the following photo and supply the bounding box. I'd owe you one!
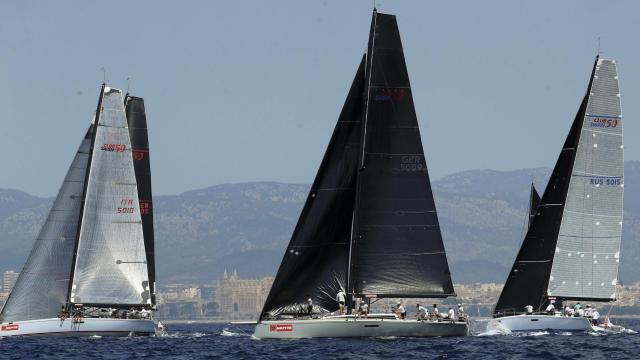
[494,57,623,316]
[260,11,455,320]
[349,11,454,299]
[125,95,156,306]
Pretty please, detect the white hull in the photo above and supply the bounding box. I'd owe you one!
[0,318,156,337]
[490,315,594,332]
[254,317,468,339]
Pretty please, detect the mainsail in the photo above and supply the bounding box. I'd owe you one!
[125,95,156,305]
[0,128,93,322]
[70,86,150,306]
[349,11,455,298]
[494,57,623,316]
[260,11,455,320]
[547,58,623,301]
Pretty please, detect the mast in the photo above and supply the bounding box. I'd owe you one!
[347,9,378,313]
[66,83,104,306]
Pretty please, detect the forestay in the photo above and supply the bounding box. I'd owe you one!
[0,129,92,322]
[71,87,150,305]
[548,59,623,300]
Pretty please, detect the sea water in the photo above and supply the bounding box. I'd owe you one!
[1,319,638,359]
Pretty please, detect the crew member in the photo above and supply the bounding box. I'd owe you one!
[396,302,406,320]
[545,301,556,315]
[432,304,440,320]
[448,307,455,322]
[416,304,428,320]
[306,296,313,316]
[358,300,369,319]
[336,289,346,315]
[524,305,534,315]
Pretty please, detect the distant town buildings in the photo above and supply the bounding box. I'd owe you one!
[214,269,274,320]
[0,270,20,307]
[156,270,274,320]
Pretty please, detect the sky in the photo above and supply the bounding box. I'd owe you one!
[0,0,638,197]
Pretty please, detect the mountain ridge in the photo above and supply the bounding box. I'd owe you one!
[1,162,638,285]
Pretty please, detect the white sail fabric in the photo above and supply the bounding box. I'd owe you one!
[71,87,150,305]
[0,130,91,322]
[548,59,623,300]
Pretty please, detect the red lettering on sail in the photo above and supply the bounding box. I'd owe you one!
[132,149,146,161]
[101,144,127,152]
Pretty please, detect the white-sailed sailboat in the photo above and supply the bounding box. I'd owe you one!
[0,85,156,337]
[253,10,468,339]
[491,57,625,333]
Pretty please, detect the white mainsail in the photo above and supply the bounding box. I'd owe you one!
[548,59,623,300]
[0,129,92,322]
[71,87,150,305]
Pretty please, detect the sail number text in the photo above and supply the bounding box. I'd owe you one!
[400,155,424,171]
[101,143,127,152]
[590,118,619,128]
[118,198,136,213]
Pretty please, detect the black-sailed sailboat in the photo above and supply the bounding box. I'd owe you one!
[491,56,625,333]
[254,10,467,339]
[0,85,156,337]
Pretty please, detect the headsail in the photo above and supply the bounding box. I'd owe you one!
[528,184,540,229]
[125,95,156,306]
[259,56,365,320]
[70,86,150,306]
[0,128,93,322]
[349,11,455,298]
[494,57,622,316]
[547,58,623,301]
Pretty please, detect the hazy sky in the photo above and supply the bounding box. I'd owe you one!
[0,1,638,197]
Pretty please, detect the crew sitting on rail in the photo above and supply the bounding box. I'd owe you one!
[524,304,534,315]
[545,301,556,315]
[416,304,428,320]
[358,300,369,319]
[57,305,69,320]
[431,304,440,320]
[395,302,406,320]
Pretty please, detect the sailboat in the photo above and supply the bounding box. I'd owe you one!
[0,84,156,337]
[253,10,468,339]
[492,56,624,332]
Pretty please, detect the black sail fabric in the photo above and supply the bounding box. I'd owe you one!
[259,56,365,320]
[494,59,598,316]
[349,12,455,298]
[528,184,541,229]
[125,95,156,305]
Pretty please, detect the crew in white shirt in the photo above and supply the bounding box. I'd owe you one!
[524,305,534,315]
[336,290,346,315]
